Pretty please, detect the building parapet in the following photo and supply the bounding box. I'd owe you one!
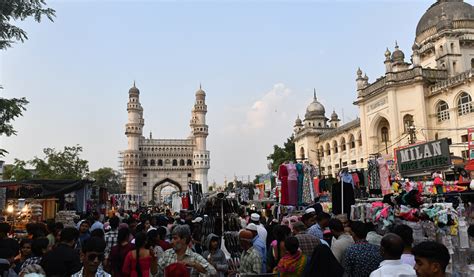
[429,69,474,96]
[140,139,194,146]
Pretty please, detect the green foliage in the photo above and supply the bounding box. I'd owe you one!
[89,167,123,194]
[267,135,296,172]
[29,145,89,179]
[0,0,56,50]
[0,94,29,156]
[2,159,32,180]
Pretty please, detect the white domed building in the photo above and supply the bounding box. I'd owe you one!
[295,0,474,177]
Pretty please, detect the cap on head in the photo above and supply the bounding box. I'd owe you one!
[192,217,203,223]
[250,213,260,222]
[246,223,258,232]
[305,208,316,214]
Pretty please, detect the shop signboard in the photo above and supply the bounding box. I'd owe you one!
[468,128,474,160]
[396,138,451,174]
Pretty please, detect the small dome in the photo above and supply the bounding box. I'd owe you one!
[384,48,391,58]
[295,115,303,126]
[391,43,405,62]
[331,110,339,120]
[416,0,474,38]
[129,82,139,94]
[196,84,206,97]
[305,91,325,119]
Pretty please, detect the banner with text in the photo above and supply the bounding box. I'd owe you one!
[396,138,451,174]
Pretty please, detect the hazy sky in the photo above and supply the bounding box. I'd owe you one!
[1,0,449,184]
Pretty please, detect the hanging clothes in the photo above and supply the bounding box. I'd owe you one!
[377,157,391,195]
[278,164,289,205]
[296,162,304,205]
[313,178,320,199]
[332,172,355,216]
[302,163,314,204]
[286,163,298,206]
[368,159,381,190]
[182,194,190,209]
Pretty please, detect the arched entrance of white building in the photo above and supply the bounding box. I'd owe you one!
[369,115,391,154]
[152,178,182,206]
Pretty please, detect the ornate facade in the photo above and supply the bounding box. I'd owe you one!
[295,0,474,177]
[122,84,210,203]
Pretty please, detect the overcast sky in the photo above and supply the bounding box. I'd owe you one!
[1,0,449,184]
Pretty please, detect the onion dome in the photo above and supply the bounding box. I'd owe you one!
[416,0,474,41]
[331,110,339,121]
[129,81,140,95]
[305,90,326,119]
[391,42,405,63]
[295,115,303,126]
[196,84,206,99]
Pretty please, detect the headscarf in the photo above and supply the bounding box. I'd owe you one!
[304,245,344,277]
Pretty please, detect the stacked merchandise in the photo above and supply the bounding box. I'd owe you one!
[110,194,142,211]
[55,210,79,227]
[30,203,43,219]
[223,231,242,272]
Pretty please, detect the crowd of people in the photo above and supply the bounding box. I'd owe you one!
[0,199,465,277]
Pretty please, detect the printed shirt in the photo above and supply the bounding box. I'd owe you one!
[158,247,217,277]
[343,240,383,277]
[295,232,320,257]
[104,229,119,257]
[307,223,324,240]
[20,256,42,270]
[71,266,111,277]
[239,247,262,275]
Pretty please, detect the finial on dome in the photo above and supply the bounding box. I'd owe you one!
[313,88,317,100]
[133,80,136,87]
[357,67,362,78]
[199,83,202,90]
[395,40,399,50]
[385,47,391,57]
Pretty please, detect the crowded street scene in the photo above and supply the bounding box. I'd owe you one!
[2,0,474,276]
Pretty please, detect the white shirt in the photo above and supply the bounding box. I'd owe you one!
[256,224,267,243]
[369,259,416,277]
[331,233,354,262]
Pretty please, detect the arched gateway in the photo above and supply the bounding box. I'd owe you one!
[152,178,182,205]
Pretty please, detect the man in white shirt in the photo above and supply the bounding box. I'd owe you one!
[329,218,354,262]
[369,233,416,277]
[250,213,267,243]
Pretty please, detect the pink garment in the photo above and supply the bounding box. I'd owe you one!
[286,164,298,206]
[377,158,391,195]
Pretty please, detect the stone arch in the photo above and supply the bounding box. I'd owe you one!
[325,142,331,156]
[369,114,391,154]
[152,178,182,203]
[455,91,473,116]
[332,140,338,153]
[340,136,347,151]
[349,134,356,149]
[299,147,305,160]
[179,159,185,166]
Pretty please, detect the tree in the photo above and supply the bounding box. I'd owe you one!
[0,0,56,50]
[2,159,32,180]
[267,135,296,172]
[89,167,123,194]
[0,95,28,157]
[29,145,89,179]
[0,0,55,156]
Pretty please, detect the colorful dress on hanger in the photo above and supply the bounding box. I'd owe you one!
[302,164,314,204]
[286,163,298,206]
[368,159,381,190]
[278,164,289,205]
[296,163,304,205]
[377,157,391,195]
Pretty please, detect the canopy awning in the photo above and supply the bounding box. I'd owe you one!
[0,179,94,198]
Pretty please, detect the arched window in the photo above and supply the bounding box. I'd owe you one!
[471,58,474,69]
[150,159,156,166]
[333,141,338,153]
[179,159,185,166]
[187,159,192,166]
[403,114,414,133]
[300,147,305,160]
[381,127,389,142]
[142,159,148,166]
[436,100,450,121]
[172,159,178,166]
[319,146,324,157]
[457,92,473,116]
[349,135,356,149]
[341,137,347,151]
[158,159,163,166]
[318,122,321,127]
[358,133,362,147]
[325,143,331,156]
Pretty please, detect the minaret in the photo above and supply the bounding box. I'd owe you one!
[124,82,144,196]
[190,85,210,193]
